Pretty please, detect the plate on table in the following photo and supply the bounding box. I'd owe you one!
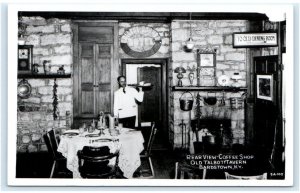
[62,130,79,137]
[85,134,100,138]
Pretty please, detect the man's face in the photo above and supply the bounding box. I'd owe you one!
[118,77,126,87]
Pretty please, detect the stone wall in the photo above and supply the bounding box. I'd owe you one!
[16,18,253,152]
[17,17,73,153]
[170,20,249,149]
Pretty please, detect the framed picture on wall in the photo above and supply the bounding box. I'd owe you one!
[197,49,216,86]
[199,53,215,67]
[257,74,273,101]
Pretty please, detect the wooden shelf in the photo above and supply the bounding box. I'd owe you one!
[172,86,247,92]
[18,73,71,79]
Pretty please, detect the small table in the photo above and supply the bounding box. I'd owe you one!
[57,128,144,178]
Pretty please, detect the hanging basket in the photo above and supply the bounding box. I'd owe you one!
[179,91,194,111]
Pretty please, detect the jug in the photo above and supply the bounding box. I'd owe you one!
[107,114,118,131]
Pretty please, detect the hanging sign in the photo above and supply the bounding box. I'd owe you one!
[120,26,161,58]
[232,32,277,48]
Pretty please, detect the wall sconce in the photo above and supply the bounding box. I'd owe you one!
[174,66,186,87]
[231,72,242,87]
[184,12,194,52]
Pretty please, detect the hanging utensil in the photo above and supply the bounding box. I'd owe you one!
[179,120,186,149]
[219,91,226,106]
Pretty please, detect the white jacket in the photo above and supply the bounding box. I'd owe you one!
[114,86,144,118]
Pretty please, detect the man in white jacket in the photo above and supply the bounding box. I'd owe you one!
[114,76,144,128]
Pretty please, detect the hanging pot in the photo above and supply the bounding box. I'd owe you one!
[203,92,217,106]
[179,91,194,111]
[18,79,32,99]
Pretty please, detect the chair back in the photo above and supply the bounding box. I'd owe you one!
[175,162,206,179]
[77,145,119,178]
[225,172,267,180]
[43,129,60,159]
[145,122,157,155]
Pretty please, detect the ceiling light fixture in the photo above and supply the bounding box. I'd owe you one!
[185,12,194,51]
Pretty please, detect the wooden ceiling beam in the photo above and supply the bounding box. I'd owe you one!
[19,12,268,22]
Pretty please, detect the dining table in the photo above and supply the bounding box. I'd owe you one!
[57,127,145,179]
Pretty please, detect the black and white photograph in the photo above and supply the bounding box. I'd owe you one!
[4,2,295,188]
[257,75,273,101]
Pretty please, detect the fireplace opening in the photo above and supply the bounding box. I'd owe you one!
[191,119,232,154]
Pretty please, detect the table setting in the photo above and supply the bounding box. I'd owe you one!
[57,124,145,178]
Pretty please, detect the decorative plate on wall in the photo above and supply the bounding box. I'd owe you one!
[120,26,162,58]
[217,74,230,86]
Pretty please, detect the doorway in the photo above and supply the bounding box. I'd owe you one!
[253,55,284,177]
[121,59,169,149]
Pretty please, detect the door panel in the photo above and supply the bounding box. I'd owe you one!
[253,56,279,153]
[79,44,113,116]
[79,44,95,116]
[95,44,112,114]
[138,66,162,125]
[78,26,113,43]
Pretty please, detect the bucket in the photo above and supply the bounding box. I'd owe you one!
[179,91,194,111]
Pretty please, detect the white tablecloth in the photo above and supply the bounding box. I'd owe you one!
[57,128,144,178]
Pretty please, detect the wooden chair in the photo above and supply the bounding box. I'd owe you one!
[43,129,72,178]
[174,161,207,179]
[138,122,157,178]
[225,172,267,180]
[77,143,119,179]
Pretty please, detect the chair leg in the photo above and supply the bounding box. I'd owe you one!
[148,157,155,178]
[202,169,207,179]
[50,160,56,178]
[174,162,178,179]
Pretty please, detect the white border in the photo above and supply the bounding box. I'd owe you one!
[7,3,294,187]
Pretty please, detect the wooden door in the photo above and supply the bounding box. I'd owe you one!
[253,56,279,149]
[78,44,112,116]
[73,22,118,127]
[137,66,162,126]
[253,55,284,175]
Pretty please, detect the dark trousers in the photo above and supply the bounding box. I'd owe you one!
[119,116,136,129]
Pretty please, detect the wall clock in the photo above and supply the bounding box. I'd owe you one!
[120,26,162,58]
[18,45,33,74]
